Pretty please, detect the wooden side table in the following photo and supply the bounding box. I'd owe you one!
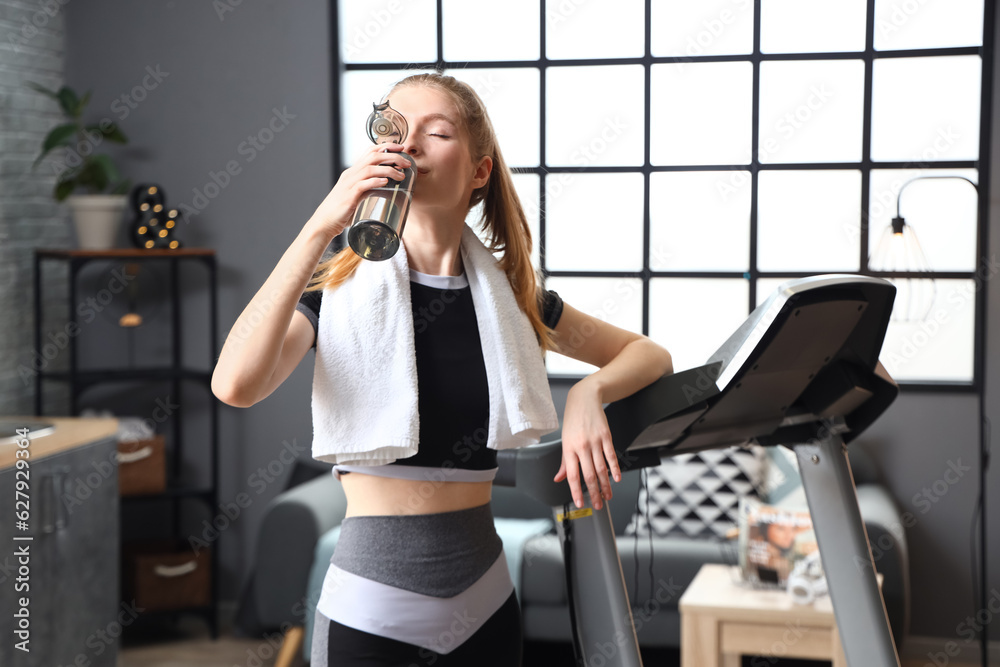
[680,564,880,667]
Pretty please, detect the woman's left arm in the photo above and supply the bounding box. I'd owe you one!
[549,301,674,510]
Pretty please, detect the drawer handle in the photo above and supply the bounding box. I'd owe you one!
[153,561,198,578]
[117,447,153,464]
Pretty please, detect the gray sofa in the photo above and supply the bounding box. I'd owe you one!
[238,442,909,662]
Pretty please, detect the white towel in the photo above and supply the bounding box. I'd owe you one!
[311,223,559,467]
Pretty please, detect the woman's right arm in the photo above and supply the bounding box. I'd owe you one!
[211,223,331,408]
[211,143,411,408]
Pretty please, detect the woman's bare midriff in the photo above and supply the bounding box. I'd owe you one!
[341,473,493,517]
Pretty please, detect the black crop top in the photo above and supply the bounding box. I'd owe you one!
[296,269,564,476]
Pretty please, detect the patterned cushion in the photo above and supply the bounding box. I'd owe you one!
[625,444,768,540]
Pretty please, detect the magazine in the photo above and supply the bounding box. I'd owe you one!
[738,497,819,589]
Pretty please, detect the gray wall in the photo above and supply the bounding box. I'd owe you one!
[1,0,334,619]
[0,0,997,648]
[57,0,334,614]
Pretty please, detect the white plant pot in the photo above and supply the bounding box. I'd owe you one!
[65,194,128,250]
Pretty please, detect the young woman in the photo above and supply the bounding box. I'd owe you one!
[212,72,672,667]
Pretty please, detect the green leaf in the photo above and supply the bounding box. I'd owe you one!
[42,123,79,152]
[72,161,104,194]
[57,86,81,118]
[32,123,80,171]
[73,154,122,195]
[85,122,128,145]
[24,80,60,101]
[110,178,132,196]
[76,90,92,117]
[54,179,76,202]
[91,154,120,184]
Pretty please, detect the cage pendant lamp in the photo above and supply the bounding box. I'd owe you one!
[868,215,936,323]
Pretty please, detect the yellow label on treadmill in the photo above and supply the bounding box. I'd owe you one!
[557,508,593,522]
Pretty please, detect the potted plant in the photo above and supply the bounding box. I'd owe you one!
[27,82,132,249]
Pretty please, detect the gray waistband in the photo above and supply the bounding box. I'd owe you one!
[331,503,502,598]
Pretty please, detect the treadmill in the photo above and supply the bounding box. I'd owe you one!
[495,274,902,667]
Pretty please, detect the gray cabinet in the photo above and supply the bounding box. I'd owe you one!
[0,435,119,667]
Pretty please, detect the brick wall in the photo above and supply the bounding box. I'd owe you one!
[0,0,71,415]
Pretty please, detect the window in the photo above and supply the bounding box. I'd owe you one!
[333,0,991,388]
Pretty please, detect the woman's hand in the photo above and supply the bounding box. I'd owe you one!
[553,381,621,511]
[305,142,412,239]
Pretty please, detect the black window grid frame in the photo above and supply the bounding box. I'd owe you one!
[329,0,996,393]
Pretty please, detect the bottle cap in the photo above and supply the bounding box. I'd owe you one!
[366,100,408,145]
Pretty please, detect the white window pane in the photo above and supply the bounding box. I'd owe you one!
[340,0,437,64]
[758,60,865,164]
[649,171,750,272]
[757,279,975,384]
[546,173,644,272]
[874,0,984,51]
[443,0,539,61]
[757,170,861,272]
[755,277,789,307]
[340,69,418,165]
[466,174,540,267]
[649,279,749,373]
[468,205,491,249]
[650,62,753,166]
[547,0,645,59]
[868,170,979,273]
[445,68,540,168]
[879,280,975,383]
[512,173,541,270]
[760,0,867,54]
[544,277,644,375]
[651,0,754,57]
[871,56,981,163]
[546,66,645,167]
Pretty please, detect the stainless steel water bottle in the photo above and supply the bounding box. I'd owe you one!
[347,101,417,261]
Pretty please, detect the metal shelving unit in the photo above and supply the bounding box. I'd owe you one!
[32,247,220,639]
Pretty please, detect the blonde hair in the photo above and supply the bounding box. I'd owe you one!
[306,71,557,353]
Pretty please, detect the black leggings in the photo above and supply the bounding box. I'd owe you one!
[314,590,522,667]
